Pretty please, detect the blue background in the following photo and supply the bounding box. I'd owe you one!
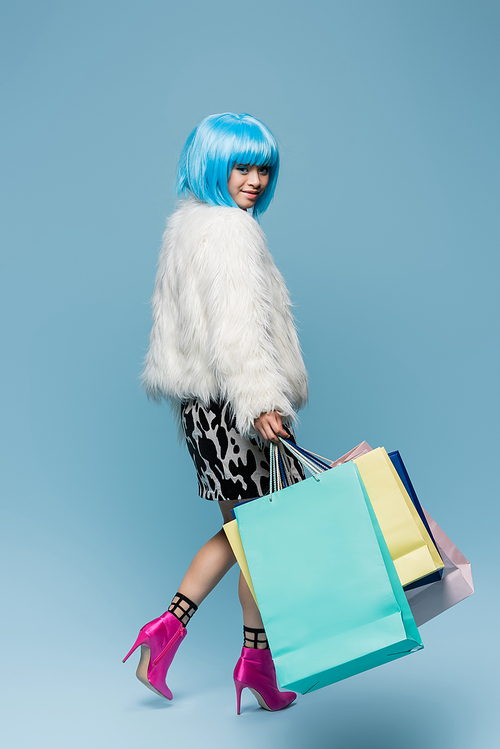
[2,1,498,747]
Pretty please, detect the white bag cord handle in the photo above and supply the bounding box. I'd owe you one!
[279,439,323,477]
[299,446,334,466]
[280,439,331,470]
[269,442,291,500]
[269,439,332,501]
[275,442,299,489]
[277,438,324,481]
[278,444,295,485]
[269,443,277,500]
[274,444,284,491]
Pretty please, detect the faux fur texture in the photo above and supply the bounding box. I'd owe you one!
[142,197,309,436]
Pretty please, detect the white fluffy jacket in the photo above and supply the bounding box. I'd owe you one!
[142,197,308,436]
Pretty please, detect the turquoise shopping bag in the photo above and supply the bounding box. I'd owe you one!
[234,461,423,694]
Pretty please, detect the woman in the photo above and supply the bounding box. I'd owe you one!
[123,113,308,714]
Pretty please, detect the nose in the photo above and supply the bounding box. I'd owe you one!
[246,167,262,186]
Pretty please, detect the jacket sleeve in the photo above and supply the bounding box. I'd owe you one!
[198,209,297,436]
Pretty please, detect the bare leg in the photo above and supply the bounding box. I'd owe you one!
[177,528,236,606]
[239,570,264,629]
[176,500,263,627]
[218,500,265,630]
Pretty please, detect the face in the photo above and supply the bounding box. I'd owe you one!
[227,164,270,209]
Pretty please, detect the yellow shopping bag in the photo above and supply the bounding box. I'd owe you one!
[354,448,444,587]
[223,519,258,603]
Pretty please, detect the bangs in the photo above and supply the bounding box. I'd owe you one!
[217,123,279,171]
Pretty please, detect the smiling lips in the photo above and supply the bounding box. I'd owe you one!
[242,191,259,199]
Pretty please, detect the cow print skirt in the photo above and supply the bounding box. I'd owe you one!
[180,399,306,501]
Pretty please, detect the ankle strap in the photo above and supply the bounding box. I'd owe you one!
[168,592,198,627]
[243,626,269,649]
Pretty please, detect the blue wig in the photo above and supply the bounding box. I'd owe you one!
[175,113,280,219]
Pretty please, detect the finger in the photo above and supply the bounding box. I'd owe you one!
[256,420,274,442]
[254,422,267,440]
[267,427,279,442]
[261,422,278,443]
[272,422,289,439]
[271,414,289,437]
[261,427,274,442]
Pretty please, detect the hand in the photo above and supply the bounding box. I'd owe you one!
[254,411,290,443]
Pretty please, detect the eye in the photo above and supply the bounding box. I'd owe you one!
[235,165,249,174]
[259,166,270,175]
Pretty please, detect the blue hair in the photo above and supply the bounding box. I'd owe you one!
[175,113,280,219]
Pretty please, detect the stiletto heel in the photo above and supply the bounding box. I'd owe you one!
[122,631,149,663]
[233,647,297,714]
[123,611,187,700]
[234,678,244,715]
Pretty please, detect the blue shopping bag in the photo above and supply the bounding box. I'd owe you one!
[234,456,423,694]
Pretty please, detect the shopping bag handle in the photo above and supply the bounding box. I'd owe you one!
[269,443,279,500]
[280,438,331,471]
[269,443,298,500]
[278,438,330,479]
[268,439,334,501]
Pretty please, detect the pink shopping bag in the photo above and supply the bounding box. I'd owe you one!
[329,441,373,467]
[405,509,474,627]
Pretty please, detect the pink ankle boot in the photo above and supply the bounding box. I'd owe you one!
[123,611,187,700]
[233,647,297,714]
